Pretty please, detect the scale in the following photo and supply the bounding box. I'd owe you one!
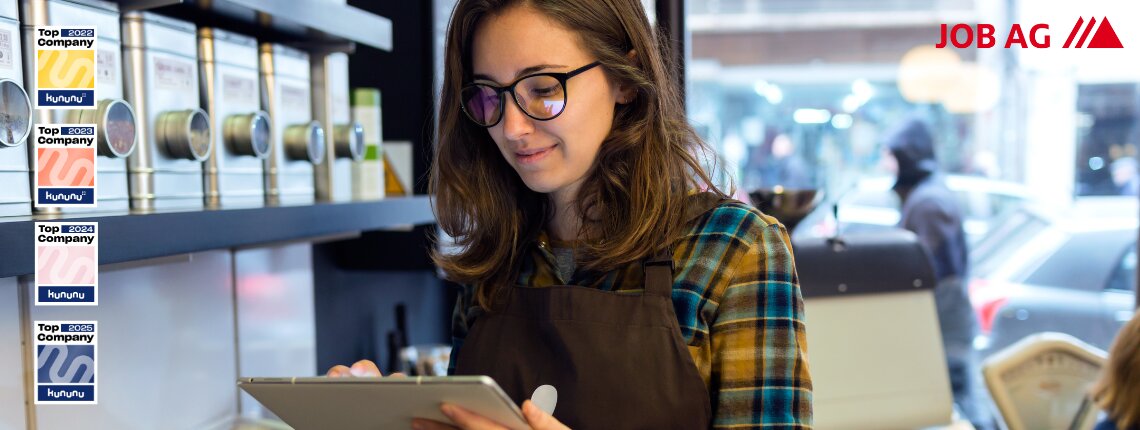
[983,332,1108,430]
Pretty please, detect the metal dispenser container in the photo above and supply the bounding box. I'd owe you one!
[312,51,363,202]
[122,12,211,212]
[0,0,34,217]
[199,28,268,208]
[23,0,138,214]
[260,43,322,206]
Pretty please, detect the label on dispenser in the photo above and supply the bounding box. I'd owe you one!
[34,26,97,109]
[34,321,97,404]
[96,49,116,86]
[0,29,13,69]
[34,124,97,207]
[154,56,193,90]
[222,74,256,104]
[34,221,98,306]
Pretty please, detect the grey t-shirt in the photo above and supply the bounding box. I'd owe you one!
[552,247,576,283]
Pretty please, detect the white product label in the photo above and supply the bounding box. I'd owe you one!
[96,49,116,85]
[332,91,349,122]
[154,56,193,90]
[0,29,12,69]
[223,74,257,105]
[280,84,308,109]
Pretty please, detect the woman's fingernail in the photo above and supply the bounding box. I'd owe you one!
[441,404,456,418]
[521,401,537,420]
[411,421,424,430]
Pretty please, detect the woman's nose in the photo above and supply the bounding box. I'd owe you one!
[500,96,534,140]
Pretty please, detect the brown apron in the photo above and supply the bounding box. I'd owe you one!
[454,249,713,429]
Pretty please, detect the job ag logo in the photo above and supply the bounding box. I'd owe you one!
[937,17,1124,49]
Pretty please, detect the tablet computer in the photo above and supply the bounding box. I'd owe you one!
[238,375,528,430]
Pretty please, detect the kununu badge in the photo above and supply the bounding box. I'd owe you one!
[34,26,96,109]
[34,124,97,207]
[35,321,97,404]
[34,222,98,305]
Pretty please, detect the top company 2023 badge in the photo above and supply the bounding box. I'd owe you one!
[34,26,96,109]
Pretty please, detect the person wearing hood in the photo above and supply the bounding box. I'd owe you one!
[884,117,993,429]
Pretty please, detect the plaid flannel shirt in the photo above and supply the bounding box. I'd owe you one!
[449,194,813,428]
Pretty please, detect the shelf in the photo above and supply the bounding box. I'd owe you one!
[0,196,434,278]
[116,0,393,51]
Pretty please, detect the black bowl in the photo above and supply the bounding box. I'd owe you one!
[747,188,823,232]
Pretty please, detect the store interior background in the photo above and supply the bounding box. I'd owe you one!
[0,0,1137,429]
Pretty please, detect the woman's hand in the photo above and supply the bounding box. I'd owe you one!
[325,359,405,378]
[411,400,570,430]
[327,361,564,429]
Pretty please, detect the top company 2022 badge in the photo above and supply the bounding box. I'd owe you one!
[34,26,96,109]
[35,222,98,305]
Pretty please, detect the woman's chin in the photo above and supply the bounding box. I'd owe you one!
[518,174,563,194]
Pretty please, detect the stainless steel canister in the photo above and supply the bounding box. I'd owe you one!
[260,43,322,206]
[0,0,34,217]
[312,51,362,202]
[200,28,267,208]
[122,11,210,212]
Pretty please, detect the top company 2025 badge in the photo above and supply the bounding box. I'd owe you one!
[34,26,96,109]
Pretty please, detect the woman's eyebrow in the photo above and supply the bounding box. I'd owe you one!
[472,64,568,84]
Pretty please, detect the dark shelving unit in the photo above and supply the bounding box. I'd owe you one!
[114,0,392,51]
[0,196,433,278]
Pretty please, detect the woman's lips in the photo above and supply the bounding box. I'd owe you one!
[515,144,556,165]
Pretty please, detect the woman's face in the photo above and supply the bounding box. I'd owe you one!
[471,6,624,197]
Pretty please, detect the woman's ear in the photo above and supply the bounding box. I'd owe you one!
[616,86,636,104]
[615,49,639,104]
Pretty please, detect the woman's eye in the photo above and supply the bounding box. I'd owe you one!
[531,86,558,97]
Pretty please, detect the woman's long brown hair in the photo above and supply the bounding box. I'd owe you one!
[431,0,728,309]
[1091,311,1140,429]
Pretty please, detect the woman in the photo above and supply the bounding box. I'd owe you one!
[1090,312,1140,430]
[328,1,812,428]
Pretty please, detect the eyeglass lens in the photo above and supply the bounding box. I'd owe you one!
[462,75,567,126]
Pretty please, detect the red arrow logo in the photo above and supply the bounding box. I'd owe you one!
[1065,17,1124,48]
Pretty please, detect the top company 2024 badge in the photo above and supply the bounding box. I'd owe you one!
[35,221,98,305]
[34,26,96,109]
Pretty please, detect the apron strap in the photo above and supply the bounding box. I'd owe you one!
[643,247,674,298]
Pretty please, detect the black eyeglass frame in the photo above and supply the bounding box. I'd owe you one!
[460,61,602,128]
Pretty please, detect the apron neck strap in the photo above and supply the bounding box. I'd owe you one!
[643,247,674,298]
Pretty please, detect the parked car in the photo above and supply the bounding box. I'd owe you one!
[968,197,1138,357]
[793,174,1031,247]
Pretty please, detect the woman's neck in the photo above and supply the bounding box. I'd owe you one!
[548,182,583,243]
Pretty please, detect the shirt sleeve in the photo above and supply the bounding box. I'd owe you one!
[447,283,475,376]
[710,222,813,429]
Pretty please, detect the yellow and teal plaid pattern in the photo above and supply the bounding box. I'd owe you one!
[450,198,813,428]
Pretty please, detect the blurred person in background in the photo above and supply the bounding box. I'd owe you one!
[1110,157,1139,196]
[1090,311,1140,430]
[884,117,993,429]
[742,129,812,191]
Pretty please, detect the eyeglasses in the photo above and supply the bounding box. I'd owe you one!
[460,61,602,127]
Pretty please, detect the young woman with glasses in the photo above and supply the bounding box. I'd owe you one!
[328,1,812,428]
